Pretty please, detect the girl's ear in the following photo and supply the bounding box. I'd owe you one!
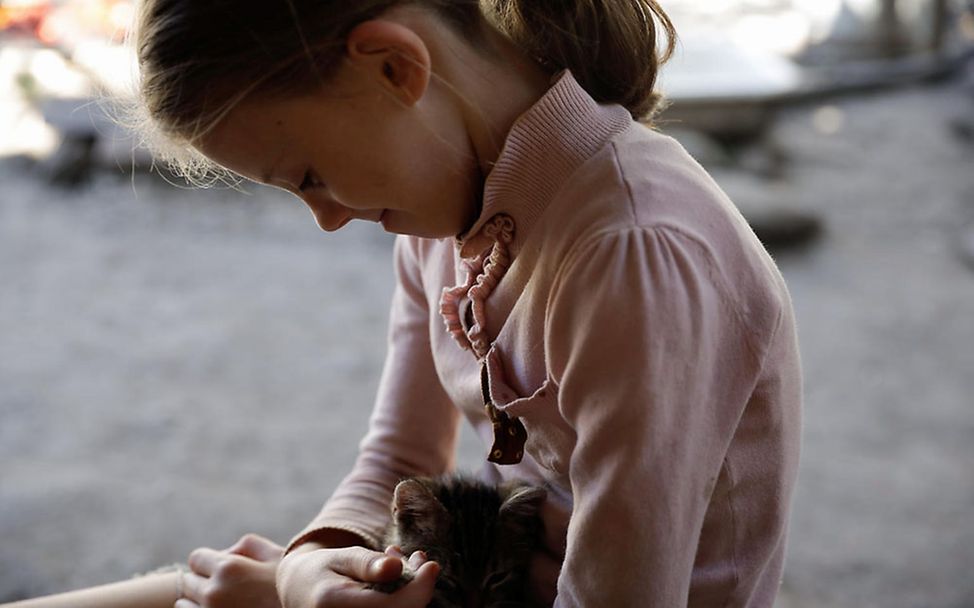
[345,19,431,107]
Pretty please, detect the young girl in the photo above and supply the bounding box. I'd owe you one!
[7,1,802,607]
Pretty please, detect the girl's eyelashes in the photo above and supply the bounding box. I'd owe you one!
[298,169,323,192]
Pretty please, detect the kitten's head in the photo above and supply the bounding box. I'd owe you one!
[391,476,546,608]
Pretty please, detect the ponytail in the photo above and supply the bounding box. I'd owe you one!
[483,0,677,122]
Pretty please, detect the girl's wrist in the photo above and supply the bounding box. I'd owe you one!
[290,528,367,554]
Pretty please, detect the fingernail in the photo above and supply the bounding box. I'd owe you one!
[370,557,392,576]
[420,560,440,578]
[408,550,427,569]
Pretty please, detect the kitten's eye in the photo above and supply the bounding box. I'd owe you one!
[484,570,514,590]
[436,577,458,593]
[434,577,463,603]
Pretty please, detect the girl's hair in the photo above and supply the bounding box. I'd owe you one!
[134,0,676,181]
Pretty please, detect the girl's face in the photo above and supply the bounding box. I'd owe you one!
[196,67,482,238]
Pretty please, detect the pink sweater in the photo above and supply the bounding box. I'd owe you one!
[287,71,802,607]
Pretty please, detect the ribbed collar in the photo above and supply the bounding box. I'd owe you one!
[455,70,633,258]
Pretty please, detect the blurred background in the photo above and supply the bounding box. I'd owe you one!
[1,1,972,606]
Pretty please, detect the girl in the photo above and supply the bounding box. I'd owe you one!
[8,1,802,607]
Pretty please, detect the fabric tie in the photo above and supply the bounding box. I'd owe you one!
[481,363,527,465]
[441,213,527,465]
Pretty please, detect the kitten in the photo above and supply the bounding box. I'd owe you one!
[372,475,546,608]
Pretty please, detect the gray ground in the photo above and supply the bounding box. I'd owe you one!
[1,73,973,607]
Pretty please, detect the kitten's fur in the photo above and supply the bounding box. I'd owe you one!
[373,475,546,608]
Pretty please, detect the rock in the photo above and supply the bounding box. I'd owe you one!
[949,116,974,142]
[735,138,791,179]
[747,206,824,250]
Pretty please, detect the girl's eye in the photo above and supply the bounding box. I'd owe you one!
[298,170,321,192]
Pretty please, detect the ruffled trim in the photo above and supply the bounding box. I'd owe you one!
[439,214,515,358]
[439,251,488,351]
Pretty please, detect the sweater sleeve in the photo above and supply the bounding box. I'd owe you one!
[286,236,461,552]
[545,226,768,606]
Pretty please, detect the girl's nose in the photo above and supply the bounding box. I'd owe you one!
[302,196,351,232]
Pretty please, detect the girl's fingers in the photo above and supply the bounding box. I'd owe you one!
[227,533,284,562]
[393,561,440,606]
[330,547,403,583]
[312,584,410,608]
[187,547,222,576]
[384,546,428,576]
[315,567,439,608]
[179,571,208,603]
[411,561,439,585]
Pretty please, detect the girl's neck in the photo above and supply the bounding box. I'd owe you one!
[417,12,554,176]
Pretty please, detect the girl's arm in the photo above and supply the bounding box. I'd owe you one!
[277,236,457,608]
[545,226,794,606]
[0,574,181,608]
[285,235,461,553]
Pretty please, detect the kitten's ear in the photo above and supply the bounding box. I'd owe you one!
[392,478,449,534]
[499,483,547,518]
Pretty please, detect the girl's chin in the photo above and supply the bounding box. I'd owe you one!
[378,209,401,234]
[379,212,457,239]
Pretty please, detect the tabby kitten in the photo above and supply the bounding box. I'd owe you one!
[374,475,546,608]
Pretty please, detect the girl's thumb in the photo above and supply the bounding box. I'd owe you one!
[395,561,440,606]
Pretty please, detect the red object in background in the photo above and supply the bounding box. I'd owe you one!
[0,1,55,38]
[0,0,133,46]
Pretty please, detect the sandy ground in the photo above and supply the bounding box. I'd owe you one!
[2,69,974,606]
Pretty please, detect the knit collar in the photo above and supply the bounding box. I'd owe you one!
[455,69,633,259]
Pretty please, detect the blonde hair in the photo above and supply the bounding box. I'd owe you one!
[133,0,676,183]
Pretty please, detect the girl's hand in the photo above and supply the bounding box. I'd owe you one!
[276,542,439,608]
[176,533,284,608]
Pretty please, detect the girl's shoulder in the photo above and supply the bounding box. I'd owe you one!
[534,124,791,329]
[535,123,763,265]
[546,124,744,239]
